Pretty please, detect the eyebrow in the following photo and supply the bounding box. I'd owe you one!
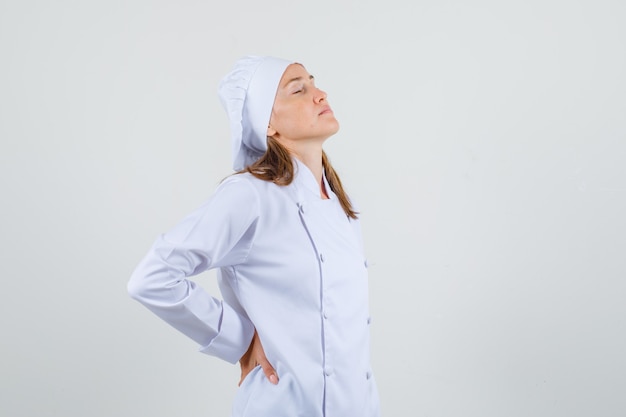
[284,74,315,86]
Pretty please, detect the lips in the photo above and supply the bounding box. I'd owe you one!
[318,105,333,115]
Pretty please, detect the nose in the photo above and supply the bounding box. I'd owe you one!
[314,88,327,103]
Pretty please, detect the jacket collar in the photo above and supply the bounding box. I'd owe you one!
[292,157,335,202]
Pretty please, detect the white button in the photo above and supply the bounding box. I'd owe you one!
[319,253,325,262]
[367,316,371,324]
[323,310,329,319]
[366,370,372,379]
[364,259,369,268]
[299,203,306,213]
[324,366,334,376]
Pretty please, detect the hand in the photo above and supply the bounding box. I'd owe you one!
[239,329,278,386]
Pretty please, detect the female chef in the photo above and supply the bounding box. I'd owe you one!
[128,55,380,417]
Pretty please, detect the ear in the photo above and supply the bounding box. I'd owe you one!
[267,125,277,137]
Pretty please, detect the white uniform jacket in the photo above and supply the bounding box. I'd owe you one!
[128,159,380,417]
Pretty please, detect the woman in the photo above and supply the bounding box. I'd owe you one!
[128,55,380,417]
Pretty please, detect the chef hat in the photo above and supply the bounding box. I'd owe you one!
[218,55,293,171]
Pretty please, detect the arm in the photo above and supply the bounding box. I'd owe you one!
[127,177,258,364]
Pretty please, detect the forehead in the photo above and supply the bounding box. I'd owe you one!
[278,63,310,86]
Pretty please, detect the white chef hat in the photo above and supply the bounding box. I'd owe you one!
[218,55,293,171]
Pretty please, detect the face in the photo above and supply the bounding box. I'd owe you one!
[267,64,339,146]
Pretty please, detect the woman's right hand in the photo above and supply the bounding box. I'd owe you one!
[239,329,279,386]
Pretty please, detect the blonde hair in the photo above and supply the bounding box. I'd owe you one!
[241,137,358,219]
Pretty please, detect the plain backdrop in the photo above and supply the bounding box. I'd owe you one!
[1,0,625,416]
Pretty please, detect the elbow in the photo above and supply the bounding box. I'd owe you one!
[127,269,148,302]
[127,263,181,306]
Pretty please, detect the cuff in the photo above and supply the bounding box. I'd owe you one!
[198,301,255,364]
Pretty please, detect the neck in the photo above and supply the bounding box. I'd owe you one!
[279,139,327,198]
[294,149,323,185]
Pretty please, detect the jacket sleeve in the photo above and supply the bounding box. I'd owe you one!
[127,177,259,364]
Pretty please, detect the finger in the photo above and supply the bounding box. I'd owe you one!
[258,357,278,385]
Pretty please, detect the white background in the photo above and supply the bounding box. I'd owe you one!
[1,0,625,416]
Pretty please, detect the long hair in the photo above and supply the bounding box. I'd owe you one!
[241,137,358,219]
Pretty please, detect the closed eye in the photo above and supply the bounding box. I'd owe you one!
[285,75,314,94]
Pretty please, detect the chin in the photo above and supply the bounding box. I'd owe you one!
[327,120,340,136]
[321,127,340,142]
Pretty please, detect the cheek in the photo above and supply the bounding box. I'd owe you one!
[272,105,309,132]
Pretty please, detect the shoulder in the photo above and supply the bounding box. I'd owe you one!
[219,172,287,198]
[197,173,263,219]
[214,172,286,210]
[216,172,260,197]
[216,173,302,219]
